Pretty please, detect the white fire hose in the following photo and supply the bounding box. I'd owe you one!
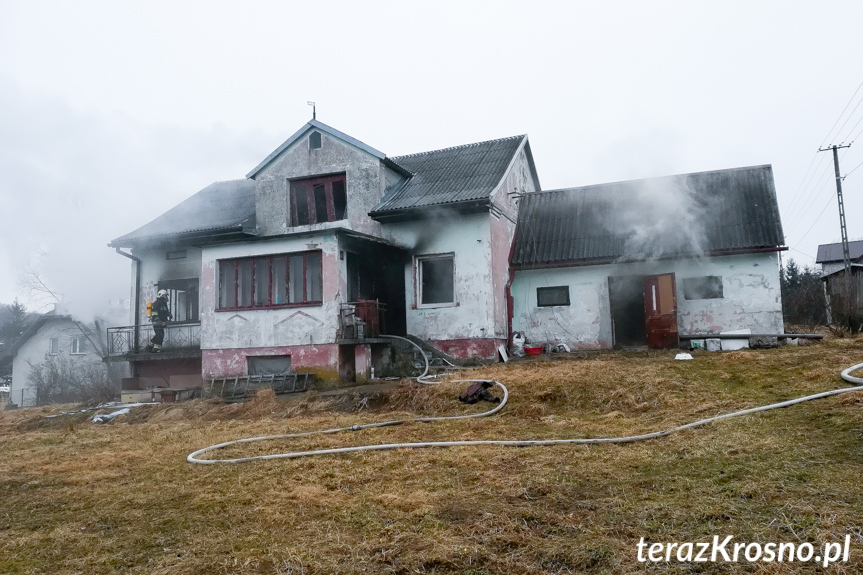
[187,354,863,465]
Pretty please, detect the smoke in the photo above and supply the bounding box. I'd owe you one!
[603,175,708,261]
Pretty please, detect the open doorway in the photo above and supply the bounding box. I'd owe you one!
[608,273,678,349]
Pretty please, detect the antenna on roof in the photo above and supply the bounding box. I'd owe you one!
[307,101,316,120]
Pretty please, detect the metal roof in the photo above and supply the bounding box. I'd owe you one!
[512,165,785,268]
[246,119,389,179]
[110,179,256,248]
[815,240,863,263]
[370,135,528,215]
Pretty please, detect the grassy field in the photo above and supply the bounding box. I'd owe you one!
[2,337,863,574]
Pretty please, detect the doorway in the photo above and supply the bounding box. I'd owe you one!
[608,273,678,349]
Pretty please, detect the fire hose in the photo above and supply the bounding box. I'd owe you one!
[187,353,863,465]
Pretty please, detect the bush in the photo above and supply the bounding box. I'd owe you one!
[28,355,116,405]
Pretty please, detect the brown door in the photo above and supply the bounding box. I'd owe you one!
[644,274,678,349]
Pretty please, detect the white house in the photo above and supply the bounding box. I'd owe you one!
[510,165,786,349]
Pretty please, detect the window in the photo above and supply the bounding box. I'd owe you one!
[537,286,570,307]
[290,174,347,226]
[71,336,84,355]
[219,251,322,310]
[248,356,292,375]
[158,279,199,321]
[166,250,187,260]
[682,276,723,300]
[418,254,455,305]
[309,131,322,149]
[48,337,59,355]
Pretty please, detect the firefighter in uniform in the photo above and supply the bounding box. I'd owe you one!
[146,290,172,352]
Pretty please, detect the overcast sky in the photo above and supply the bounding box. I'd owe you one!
[1,0,862,319]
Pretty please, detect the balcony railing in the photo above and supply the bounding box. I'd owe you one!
[107,322,201,356]
[338,300,387,339]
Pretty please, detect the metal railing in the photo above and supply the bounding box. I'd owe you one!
[107,322,201,356]
[338,300,387,339]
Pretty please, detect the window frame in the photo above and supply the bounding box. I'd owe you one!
[48,337,59,355]
[681,276,724,300]
[416,253,456,308]
[70,336,85,355]
[536,286,571,307]
[289,173,348,226]
[218,251,323,311]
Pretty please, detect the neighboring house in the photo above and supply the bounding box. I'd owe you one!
[108,120,540,390]
[816,240,863,325]
[7,314,106,407]
[510,165,786,349]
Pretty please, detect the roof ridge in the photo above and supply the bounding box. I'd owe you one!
[391,134,525,160]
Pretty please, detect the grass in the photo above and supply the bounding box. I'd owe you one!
[1,337,863,574]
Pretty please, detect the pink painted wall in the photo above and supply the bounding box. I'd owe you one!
[431,338,504,360]
[202,344,340,381]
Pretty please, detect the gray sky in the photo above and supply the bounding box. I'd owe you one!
[1,0,862,319]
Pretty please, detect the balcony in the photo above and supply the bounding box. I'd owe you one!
[107,322,201,360]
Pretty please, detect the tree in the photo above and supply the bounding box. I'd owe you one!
[780,259,827,329]
[28,355,115,405]
[0,299,30,375]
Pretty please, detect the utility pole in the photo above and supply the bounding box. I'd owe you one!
[818,143,853,324]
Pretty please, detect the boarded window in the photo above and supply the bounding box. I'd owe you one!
[419,255,455,305]
[248,355,292,375]
[682,276,723,300]
[537,286,570,307]
[290,173,347,225]
[218,251,323,310]
[309,131,322,149]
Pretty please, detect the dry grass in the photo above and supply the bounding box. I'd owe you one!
[2,337,863,574]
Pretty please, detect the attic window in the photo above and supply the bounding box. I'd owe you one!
[309,131,322,149]
[48,337,59,355]
[682,276,723,300]
[290,173,347,226]
[71,336,85,355]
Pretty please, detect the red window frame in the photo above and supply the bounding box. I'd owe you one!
[290,173,347,226]
[218,251,323,311]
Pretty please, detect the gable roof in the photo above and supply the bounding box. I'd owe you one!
[512,164,785,268]
[370,134,535,219]
[815,240,863,263]
[246,119,402,179]
[109,179,256,248]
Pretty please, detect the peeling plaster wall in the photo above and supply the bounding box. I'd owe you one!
[381,213,495,346]
[10,319,103,407]
[512,252,784,349]
[131,246,203,322]
[254,129,396,238]
[202,345,339,381]
[200,234,342,358]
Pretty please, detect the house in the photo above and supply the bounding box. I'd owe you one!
[816,240,863,326]
[6,314,107,407]
[108,120,540,391]
[509,165,786,349]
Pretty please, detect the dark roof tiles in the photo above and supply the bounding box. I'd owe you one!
[816,240,863,263]
[512,165,785,267]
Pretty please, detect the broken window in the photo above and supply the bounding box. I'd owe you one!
[219,251,323,310]
[70,336,84,355]
[158,279,200,321]
[537,286,570,307]
[682,276,723,300]
[418,254,455,305]
[290,173,348,226]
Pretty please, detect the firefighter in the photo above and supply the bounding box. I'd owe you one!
[146,290,172,352]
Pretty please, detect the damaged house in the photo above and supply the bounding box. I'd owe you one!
[816,240,863,326]
[108,120,539,392]
[108,120,785,395]
[510,165,786,349]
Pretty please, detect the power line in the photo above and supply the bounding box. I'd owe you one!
[792,192,836,250]
[820,78,863,148]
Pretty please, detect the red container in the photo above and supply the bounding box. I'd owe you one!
[524,346,543,356]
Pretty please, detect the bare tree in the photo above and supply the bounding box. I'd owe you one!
[28,355,115,405]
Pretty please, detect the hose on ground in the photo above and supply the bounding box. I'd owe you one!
[187,362,863,465]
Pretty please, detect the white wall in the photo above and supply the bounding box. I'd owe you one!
[200,233,341,350]
[512,252,784,349]
[381,213,496,341]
